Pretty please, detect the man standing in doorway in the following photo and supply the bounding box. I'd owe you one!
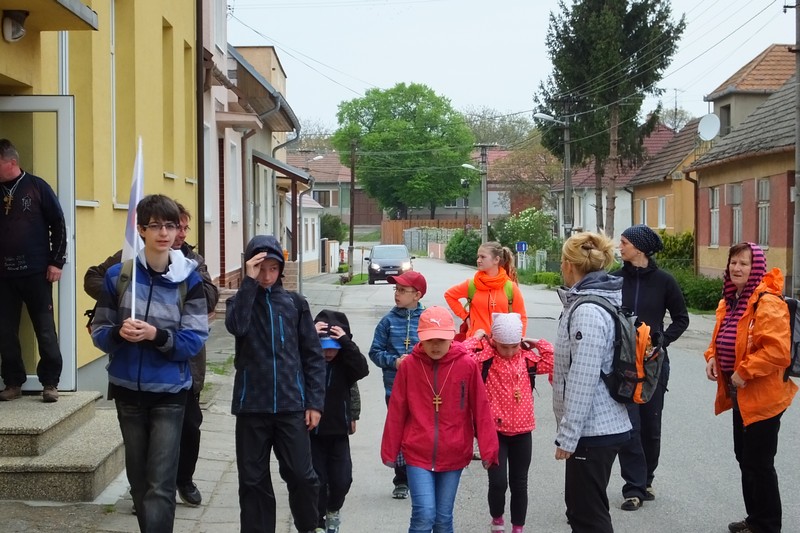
[0,138,66,403]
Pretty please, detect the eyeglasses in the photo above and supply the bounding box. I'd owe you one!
[178,225,191,233]
[393,287,417,294]
[143,222,178,231]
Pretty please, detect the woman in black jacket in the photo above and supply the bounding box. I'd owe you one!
[612,225,690,511]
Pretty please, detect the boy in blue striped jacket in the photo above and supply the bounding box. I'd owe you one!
[91,194,208,533]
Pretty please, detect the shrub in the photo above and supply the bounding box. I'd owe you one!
[321,213,348,243]
[445,229,482,266]
[658,230,694,271]
[495,208,560,255]
[518,269,562,287]
[669,268,723,311]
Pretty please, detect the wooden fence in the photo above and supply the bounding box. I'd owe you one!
[381,218,481,245]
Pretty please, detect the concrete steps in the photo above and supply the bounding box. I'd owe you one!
[0,391,124,502]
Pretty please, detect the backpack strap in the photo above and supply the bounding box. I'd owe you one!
[481,354,537,390]
[467,279,476,308]
[566,295,623,366]
[468,279,514,309]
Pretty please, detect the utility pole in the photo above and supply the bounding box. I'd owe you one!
[348,139,357,280]
[477,143,492,242]
[793,2,800,297]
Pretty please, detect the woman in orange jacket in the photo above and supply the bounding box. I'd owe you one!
[704,242,797,533]
[445,241,527,338]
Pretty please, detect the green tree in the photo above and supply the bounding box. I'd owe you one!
[537,0,685,236]
[331,83,476,219]
[490,137,562,212]
[495,208,560,254]
[461,106,536,148]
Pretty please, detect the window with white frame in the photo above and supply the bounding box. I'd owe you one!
[757,179,770,247]
[444,197,468,208]
[658,197,666,228]
[639,199,647,225]
[710,187,720,246]
[228,141,240,222]
[729,183,742,244]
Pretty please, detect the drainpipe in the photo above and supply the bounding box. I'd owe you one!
[195,0,205,256]
[297,177,315,296]
[271,124,301,242]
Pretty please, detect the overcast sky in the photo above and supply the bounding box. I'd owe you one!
[227,0,796,133]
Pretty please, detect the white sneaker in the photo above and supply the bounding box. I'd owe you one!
[326,510,341,533]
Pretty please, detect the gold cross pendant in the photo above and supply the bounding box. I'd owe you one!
[432,394,442,412]
[404,337,410,350]
[3,195,11,215]
[514,389,521,403]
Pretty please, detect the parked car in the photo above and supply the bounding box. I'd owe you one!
[365,245,415,284]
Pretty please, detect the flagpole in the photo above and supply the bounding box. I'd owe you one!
[122,137,144,320]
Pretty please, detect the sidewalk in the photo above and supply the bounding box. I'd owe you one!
[94,274,714,533]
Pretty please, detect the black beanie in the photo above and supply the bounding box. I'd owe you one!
[621,225,663,257]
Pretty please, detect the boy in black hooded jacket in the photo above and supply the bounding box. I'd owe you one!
[226,234,326,533]
[312,309,370,533]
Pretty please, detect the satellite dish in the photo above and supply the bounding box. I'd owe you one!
[697,113,720,141]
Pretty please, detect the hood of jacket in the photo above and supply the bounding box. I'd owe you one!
[314,309,353,339]
[244,234,285,276]
[619,257,659,277]
[557,270,623,308]
[136,247,197,283]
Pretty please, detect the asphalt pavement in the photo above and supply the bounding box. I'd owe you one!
[12,255,800,532]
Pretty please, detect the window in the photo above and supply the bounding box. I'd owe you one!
[710,187,720,246]
[729,184,742,244]
[313,190,331,207]
[639,199,647,225]
[444,198,468,208]
[658,197,666,228]
[719,105,731,137]
[757,179,770,247]
[228,141,240,222]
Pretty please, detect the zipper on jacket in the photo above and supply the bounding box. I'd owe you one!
[136,275,157,393]
[267,289,278,411]
[239,370,248,410]
[279,316,285,347]
[431,361,439,471]
[460,381,465,410]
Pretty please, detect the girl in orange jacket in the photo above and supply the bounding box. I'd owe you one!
[445,241,527,338]
[704,242,797,533]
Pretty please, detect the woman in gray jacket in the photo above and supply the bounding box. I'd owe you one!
[553,232,632,533]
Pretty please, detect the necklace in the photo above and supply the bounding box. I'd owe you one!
[420,359,455,412]
[2,172,26,215]
[404,311,412,351]
[488,289,497,310]
[512,356,526,403]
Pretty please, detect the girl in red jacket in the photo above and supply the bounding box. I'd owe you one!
[463,313,554,533]
[381,306,499,533]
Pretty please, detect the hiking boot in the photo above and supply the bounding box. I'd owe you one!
[728,520,753,533]
[0,385,22,401]
[490,515,505,532]
[177,482,202,506]
[621,497,642,511]
[325,509,341,533]
[643,485,655,501]
[392,483,409,499]
[42,386,59,403]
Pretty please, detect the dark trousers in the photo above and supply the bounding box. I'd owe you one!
[236,413,320,533]
[116,399,185,533]
[488,432,532,526]
[618,358,668,497]
[385,394,407,486]
[0,275,62,387]
[565,443,620,533]
[177,392,203,486]
[310,434,352,528]
[733,409,784,533]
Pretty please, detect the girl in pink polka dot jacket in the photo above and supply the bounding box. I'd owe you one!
[462,312,554,533]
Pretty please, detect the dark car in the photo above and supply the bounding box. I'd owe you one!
[365,245,415,284]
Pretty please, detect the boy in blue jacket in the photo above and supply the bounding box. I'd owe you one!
[226,234,326,533]
[91,194,209,533]
[368,270,426,499]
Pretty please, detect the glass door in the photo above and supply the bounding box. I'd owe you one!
[0,96,76,391]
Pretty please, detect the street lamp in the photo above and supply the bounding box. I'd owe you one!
[534,112,572,238]
[462,163,488,242]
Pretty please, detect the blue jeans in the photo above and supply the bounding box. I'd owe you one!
[116,399,185,533]
[406,466,463,533]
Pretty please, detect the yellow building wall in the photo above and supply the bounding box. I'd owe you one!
[60,1,197,368]
[631,178,695,235]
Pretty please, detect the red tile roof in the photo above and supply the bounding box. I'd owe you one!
[629,118,701,186]
[705,44,795,101]
[286,152,350,184]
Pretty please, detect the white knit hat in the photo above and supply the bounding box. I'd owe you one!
[491,313,523,344]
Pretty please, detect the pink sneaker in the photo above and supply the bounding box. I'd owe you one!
[511,526,524,533]
[491,516,504,532]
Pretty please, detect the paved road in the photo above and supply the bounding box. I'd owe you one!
[306,257,800,533]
